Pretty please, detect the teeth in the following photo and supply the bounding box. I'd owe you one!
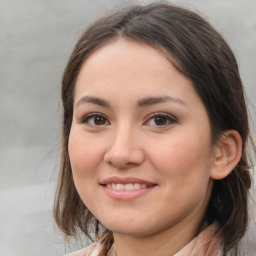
[106,183,148,190]
[116,184,124,190]
[134,183,141,189]
[124,184,133,190]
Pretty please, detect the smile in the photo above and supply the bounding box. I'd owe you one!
[106,183,148,190]
[100,177,156,200]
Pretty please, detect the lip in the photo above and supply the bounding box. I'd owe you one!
[100,176,156,186]
[100,176,157,200]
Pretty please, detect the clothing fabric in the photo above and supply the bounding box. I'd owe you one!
[65,223,221,256]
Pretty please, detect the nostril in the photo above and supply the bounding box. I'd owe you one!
[104,142,145,168]
[104,150,131,168]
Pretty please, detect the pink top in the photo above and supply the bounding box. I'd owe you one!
[65,223,222,256]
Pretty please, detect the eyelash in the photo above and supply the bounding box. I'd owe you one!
[80,112,177,128]
[80,113,109,127]
[144,112,177,127]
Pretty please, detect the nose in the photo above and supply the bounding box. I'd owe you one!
[104,126,145,169]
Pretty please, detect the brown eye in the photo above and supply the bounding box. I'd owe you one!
[154,116,168,126]
[94,116,107,125]
[82,113,110,127]
[145,113,177,127]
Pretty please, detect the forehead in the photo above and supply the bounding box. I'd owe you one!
[79,39,172,74]
[74,38,193,99]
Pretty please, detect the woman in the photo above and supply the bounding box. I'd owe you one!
[54,3,255,256]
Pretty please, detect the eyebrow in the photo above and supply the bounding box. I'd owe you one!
[137,96,187,107]
[75,96,111,108]
[75,95,187,108]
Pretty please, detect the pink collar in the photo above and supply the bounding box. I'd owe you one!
[174,223,221,256]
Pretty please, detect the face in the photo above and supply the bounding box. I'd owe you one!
[69,38,217,237]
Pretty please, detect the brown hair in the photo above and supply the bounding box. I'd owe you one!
[54,2,254,255]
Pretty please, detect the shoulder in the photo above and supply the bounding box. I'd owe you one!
[65,241,104,256]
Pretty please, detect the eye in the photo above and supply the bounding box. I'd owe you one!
[144,113,177,127]
[81,113,110,127]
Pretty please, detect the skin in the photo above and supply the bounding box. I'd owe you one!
[68,38,241,256]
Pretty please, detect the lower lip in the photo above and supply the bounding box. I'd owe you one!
[102,185,155,200]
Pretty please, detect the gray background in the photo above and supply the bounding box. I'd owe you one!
[0,0,255,255]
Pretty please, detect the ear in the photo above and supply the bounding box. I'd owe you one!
[210,130,242,180]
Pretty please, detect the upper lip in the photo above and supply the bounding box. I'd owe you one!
[100,176,156,186]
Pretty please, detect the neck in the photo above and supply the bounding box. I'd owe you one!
[112,218,203,256]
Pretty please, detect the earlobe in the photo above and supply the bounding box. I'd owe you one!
[210,130,242,180]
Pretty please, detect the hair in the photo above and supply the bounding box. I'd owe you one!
[54,2,254,255]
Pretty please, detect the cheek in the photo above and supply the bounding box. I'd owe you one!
[68,127,104,207]
[151,136,213,213]
[68,127,103,178]
[149,130,213,185]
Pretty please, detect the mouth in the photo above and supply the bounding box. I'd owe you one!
[100,177,156,200]
[105,183,151,190]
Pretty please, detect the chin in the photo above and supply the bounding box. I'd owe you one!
[106,224,150,236]
[98,215,150,236]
